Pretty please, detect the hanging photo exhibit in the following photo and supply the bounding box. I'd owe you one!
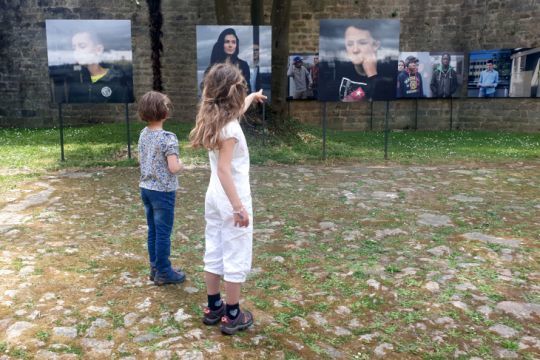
[318,19,400,102]
[396,52,464,98]
[196,25,272,100]
[46,19,134,103]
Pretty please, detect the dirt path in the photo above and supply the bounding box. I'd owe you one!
[0,162,539,359]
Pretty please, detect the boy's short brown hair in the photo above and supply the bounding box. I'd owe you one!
[138,91,172,122]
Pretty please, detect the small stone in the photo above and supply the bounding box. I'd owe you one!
[309,312,328,326]
[343,230,362,241]
[496,301,540,320]
[477,305,492,318]
[86,305,110,315]
[19,266,35,276]
[495,348,518,359]
[6,321,35,341]
[374,343,393,357]
[417,213,452,227]
[124,313,138,327]
[359,333,378,342]
[348,319,361,328]
[175,350,204,360]
[184,329,203,340]
[136,297,151,311]
[449,194,483,203]
[174,308,192,322]
[367,279,381,290]
[291,316,309,329]
[155,350,173,360]
[272,256,285,263]
[53,326,77,339]
[4,290,18,298]
[462,232,521,248]
[489,324,518,338]
[80,338,114,356]
[40,292,56,302]
[252,335,267,346]
[455,282,477,291]
[424,281,440,292]
[375,228,407,239]
[434,317,454,326]
[334,326,352,336]
[133,333,158,343]
[335,306,351,315]
[518,336,540,350]
[285,339,304,350]
[427,246,451,257]
[139,316,155,324]
[183,287,199,294]
[451,301,468,311]
[372,191,398,200]
[319,221,336,230]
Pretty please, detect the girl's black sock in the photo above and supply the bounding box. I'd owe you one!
[208,293,222,311]
[226,303,240,319]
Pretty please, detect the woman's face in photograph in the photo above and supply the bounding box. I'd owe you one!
[344,26,379,65]
[223,34,237,55]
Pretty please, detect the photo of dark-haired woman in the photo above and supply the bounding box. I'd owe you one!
[206,28,251,93]
[196,26,272,100]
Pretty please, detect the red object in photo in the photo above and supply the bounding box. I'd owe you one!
[343,86,365,101]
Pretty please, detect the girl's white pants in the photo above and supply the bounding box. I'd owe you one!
[204,191,253,283]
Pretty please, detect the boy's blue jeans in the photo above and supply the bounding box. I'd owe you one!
[140,188,176,275]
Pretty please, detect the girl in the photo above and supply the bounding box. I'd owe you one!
[190,63,265,335]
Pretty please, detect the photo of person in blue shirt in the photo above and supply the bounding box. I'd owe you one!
[477,59,499,98]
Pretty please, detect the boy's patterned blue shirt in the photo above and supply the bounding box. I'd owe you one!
[138,127,179,192]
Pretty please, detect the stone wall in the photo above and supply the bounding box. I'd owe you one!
[0,0,539,131]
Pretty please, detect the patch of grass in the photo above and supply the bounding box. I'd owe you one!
[1,124,539,200]
[351,295,384,312]
[501,339,519,351]
[35,330,50,342]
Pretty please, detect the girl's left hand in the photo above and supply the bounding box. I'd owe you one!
[233,207,250,227]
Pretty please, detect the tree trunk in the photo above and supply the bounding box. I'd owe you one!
[147,0,164,91]
[214,0,233,25]
[251,0,264,26]
[270,0,291,129]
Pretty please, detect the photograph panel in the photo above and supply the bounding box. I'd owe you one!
[396,51,464,98]
[45,19,134,104]
[318,19,400,102]
[196,25,272,100]
[287,53,319,100]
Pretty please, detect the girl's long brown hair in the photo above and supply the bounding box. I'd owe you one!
[190,62,247,150]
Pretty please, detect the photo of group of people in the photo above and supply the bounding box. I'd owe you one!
[396,52,464,98]
[287,54,319,100]
[45,19,134,104]
[196,25,272,100]
[468,48,540,98]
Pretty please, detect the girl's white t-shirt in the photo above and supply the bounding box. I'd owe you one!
[207,119,251,198]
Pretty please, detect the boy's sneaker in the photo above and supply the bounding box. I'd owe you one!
[149,267,157,281]
[149,267,183,282]
[202,302,226,325]
[153,269,186,286]
[220,310,254,335]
